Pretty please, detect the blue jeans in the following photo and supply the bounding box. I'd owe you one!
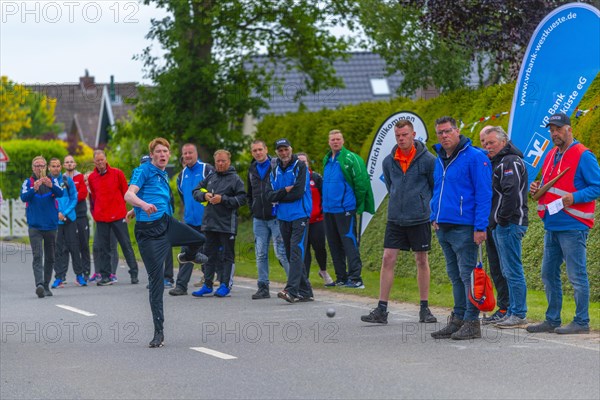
[541,230,590,327]
[492,224,528,318]
[254,218,289,284]
[435,225,480,321]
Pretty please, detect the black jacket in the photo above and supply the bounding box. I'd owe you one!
[192,167,247,234]
[247,157,276,220]
[490,141,529,229]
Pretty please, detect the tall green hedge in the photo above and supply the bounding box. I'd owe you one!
[256,76,600,301]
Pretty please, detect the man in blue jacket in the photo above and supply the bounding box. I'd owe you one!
[429,116,492,341]
[169,143,214,295]
[21,156,64,298]
[268,139,314,303]
[49,158,85,288]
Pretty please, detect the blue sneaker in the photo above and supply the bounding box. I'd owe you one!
[163,279,174,289]
[345,279,365,289]
[51,278,64,289]
[88,273,101,283]
[214,283,230,297]
[76,274,87,287]
[192,285,213,297]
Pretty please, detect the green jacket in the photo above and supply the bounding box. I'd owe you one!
[322,146,375,214]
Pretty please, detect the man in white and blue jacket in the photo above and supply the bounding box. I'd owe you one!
[429,116,492,341]
[49,158,85,288]
[169,143,214,295]
[268,139,314,303]
[21,156,64,298]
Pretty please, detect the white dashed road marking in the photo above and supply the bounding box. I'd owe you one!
[190,347,237,359]
[56,305,96,317]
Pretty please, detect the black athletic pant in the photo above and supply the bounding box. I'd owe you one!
[175,224,202,291]
[203,231,235,288]
[76,216,91,276]
[280,218,313,298]
[304,219,327,277]
[324,211,363,282]
[28,228,56,288]
[135,214,206,332]
[93,228,118,274]
[96,220,138,279]
[55,220,82,279]
[486,227,510,311]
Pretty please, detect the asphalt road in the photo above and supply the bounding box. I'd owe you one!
[1,241,599,400]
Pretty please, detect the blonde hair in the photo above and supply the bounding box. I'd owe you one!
[31,156,46,166]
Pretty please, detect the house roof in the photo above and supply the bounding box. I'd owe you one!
[26,75,139,147]
[250,52,405,115]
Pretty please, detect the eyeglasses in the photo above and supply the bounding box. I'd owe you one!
[436,128,455,136]
[33,164,46,168]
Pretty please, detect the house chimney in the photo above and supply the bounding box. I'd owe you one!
[109,75,116,102]
[80,69,95,90]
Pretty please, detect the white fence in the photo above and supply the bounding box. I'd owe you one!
[0,199,93,238]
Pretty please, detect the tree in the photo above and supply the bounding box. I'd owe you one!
[356,0,594,95]
[0,76,61,141]
[0,76,30,141]
[355,1,472,95]
[123,0,356,157]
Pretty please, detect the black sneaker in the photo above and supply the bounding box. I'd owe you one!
[431,312,463,339]
[481,309,507,325]
[361,307,388,324]
[277,290,299,303]
[419,307,437,323]
[298,295,315,302]
[97,278,113,286]
[131,276,139,285]
[451,320,482,340]
[44,287,53,297]
[526,320,557,333]
[169,287,188,296]
[325,279,346,287]
[554,321,590,335]
[178,252,208,265]
[149,330,164,348]
[36,285,45,298]
[252,285,270,300]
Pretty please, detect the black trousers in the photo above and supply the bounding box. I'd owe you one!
[324,211,363,282]
[93,230,118,275]
[55,220,83,279]
[203,231,235,288]
[486,227,510,311]
[304,219,327,277]
[76,216,91,276]
[280,218,313,298]
[175,224,202,290]
[96,220,138,279]
[135,214,206,332]
[28,228,56,288]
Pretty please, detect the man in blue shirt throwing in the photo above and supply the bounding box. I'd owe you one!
[125,138,207,348]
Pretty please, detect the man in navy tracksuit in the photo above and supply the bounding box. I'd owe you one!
[125,138,207,348]
[430,116,492,341]
[169,143,214,295]
[50,158,85,288]
[268,139,314,303]
[21,156,64,298]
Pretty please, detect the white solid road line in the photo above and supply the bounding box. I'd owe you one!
[56,304,96,317]
[190,347,237,360]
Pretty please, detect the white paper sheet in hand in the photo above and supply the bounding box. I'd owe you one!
[547,198,565,215]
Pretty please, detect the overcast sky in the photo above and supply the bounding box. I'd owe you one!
[1,1,167,85]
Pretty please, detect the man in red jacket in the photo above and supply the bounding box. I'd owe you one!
[88,150,139,286]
